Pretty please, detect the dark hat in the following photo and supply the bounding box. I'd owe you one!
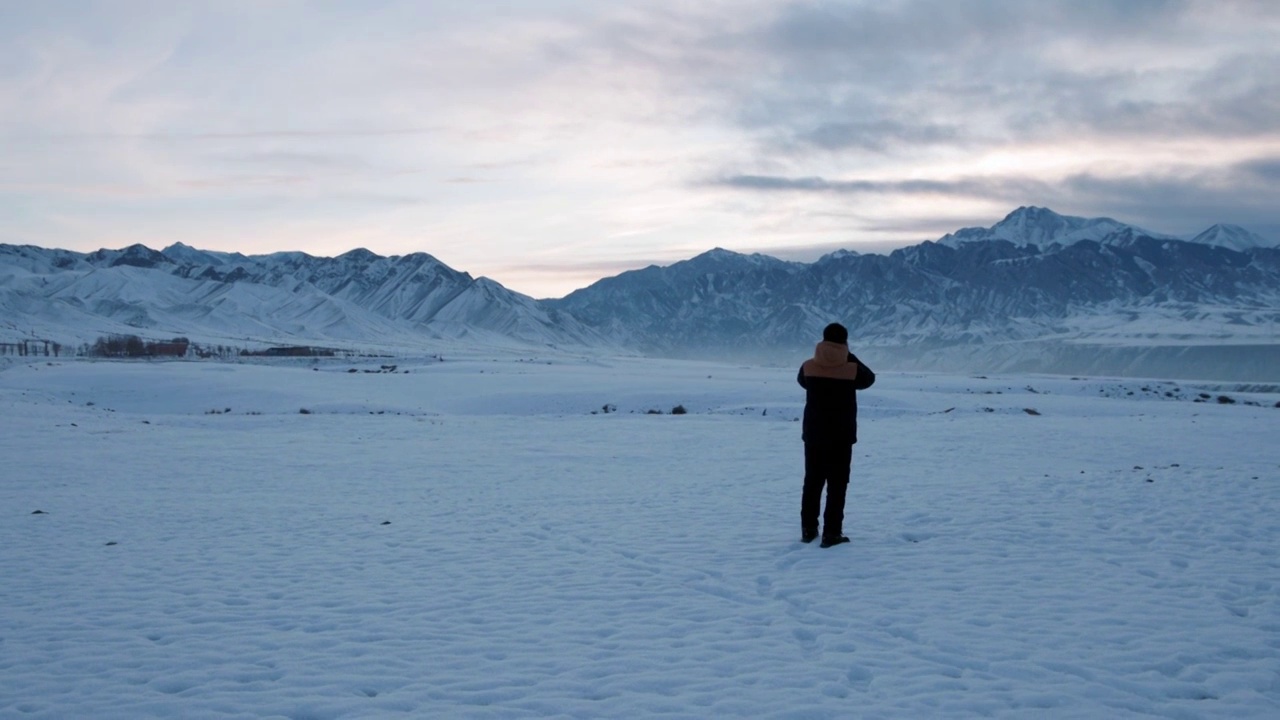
[822,323,848,344]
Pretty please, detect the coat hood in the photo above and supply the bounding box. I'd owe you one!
[802,341,860,382]
[813,340,850,368]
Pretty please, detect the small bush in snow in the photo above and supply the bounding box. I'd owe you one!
[671,405,687,415]
[299,408,312,415]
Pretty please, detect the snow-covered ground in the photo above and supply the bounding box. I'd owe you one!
[2,355,1278,719]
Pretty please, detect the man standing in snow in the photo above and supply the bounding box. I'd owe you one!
[797,322,875,547]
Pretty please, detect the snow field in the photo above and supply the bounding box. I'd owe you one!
[2,357,1279,718]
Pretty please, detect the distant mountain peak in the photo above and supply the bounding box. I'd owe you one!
[939,206,1172,250]
[1001,205,1066,222]
[687,247,799,269]
[818,248,860,262]
[993,205,1100,234]
[1190,223,1274,251]
[161,242,232,266]
[693,247,744,260]
[87,244,173,269]
[338,248,381,263]
[681,248,752,269]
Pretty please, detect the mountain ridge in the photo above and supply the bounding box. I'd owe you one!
[0,242,607,353]
[3,206,1278,380]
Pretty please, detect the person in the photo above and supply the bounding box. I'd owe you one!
[796,322,875,547]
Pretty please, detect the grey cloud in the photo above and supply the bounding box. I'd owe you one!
[717,174,1052,200]
[797,120,961,152]
[487,1,1276,159]
[1024,54,1280,139]
[859,215,1001,236]
[720,175,877,192]
[1059,162,1280,239]
[695,0,1280,154]
[715,160,1280,242]
[763,0,1189,58]
[1239,157,1280,182]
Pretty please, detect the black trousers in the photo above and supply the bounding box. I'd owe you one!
[802,441,852,538]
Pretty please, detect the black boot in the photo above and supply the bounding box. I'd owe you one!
[801,527,818,543]
[820,535,850,548]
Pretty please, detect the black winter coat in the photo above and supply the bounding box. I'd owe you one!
[797,341,875,445]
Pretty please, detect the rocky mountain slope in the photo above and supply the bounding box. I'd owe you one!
[548,208,1280,379]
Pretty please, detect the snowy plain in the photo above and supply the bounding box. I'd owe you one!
[2,353,1279,719]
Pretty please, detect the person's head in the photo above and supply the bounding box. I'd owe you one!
[822,322,848,345]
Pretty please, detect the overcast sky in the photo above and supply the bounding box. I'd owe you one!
[2,0,1278,297]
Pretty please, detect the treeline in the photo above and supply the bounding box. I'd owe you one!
[86,335,192,358]
[240,346,336,357]
[0,339,64,357]
[80,335,339,359]
[5,333,356,360]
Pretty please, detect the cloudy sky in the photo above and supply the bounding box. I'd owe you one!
[2,0,1278,297]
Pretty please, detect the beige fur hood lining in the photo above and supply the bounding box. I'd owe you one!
[801,341,860,381]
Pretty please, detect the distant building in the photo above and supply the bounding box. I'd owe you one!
[148,340,190,357]
[244,346,336,357]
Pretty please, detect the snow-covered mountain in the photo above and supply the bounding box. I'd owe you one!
[1189,224,1274,252]
[549,208,1280,380]
[0,243,604,353]
[937,206,1177,249]
[3,206,1278,380]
